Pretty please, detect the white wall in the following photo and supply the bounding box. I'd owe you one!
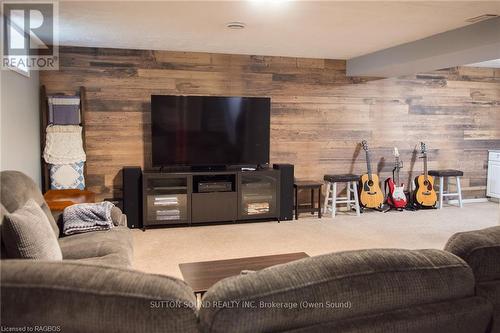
[0,69,41,188]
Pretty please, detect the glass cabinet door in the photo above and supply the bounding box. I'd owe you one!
[143,175,190,226]
[239,171,279,220]
[146,193,188,224]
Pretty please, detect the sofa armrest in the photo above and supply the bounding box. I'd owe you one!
[111,206,127,226]
[444,226,500,282]
[1,260,198,333]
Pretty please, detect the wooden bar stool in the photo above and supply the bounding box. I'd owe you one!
[293,181,322,220]
[428,169,464,209]
[323,174,360,217]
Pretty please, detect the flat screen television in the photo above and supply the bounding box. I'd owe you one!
[151,95,271,167]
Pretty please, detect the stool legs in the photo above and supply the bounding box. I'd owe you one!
[352,181,361,216]
[318,187,322,218]
[446,177,450,205]
[310,189,314,214]
[323,182,330,214]
[438,176,444,209]
[456,176,463,208]
[346,182,351,211]
[324,180,360,218]
[331,182,337,217]
[436,175,463,209]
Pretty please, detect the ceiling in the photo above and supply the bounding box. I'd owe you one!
[58,1,500,59]
[466,59,500,67]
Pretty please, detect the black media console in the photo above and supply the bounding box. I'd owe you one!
[142,169,281,229]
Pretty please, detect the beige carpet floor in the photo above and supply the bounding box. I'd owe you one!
[132,201,500,279]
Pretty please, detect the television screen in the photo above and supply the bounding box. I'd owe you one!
[151,95,270,167]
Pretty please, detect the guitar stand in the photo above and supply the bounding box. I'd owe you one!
[383,206,404,213]
[409,199,437,210]
[353,207,363,214]
[415,205,438,210]
[360,206,384,213]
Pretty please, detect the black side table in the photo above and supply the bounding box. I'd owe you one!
[294,181,322,219]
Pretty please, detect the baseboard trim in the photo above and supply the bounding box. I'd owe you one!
[446,198,489,204]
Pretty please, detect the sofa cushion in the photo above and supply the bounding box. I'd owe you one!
[200,249,475,333]
[0,171,59,237]
[1,260,199,333]
[58,226,133,267]
[2,199,62,260]
[285,297,492,333]
[444,226,500,282]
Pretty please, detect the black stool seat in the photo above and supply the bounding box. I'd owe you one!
[324,174,359,183]
[428,169,464,177]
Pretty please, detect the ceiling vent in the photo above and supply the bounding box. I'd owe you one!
[466,14,499,23]
[226,22,246,30]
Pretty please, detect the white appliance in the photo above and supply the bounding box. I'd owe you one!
[487,150,500,199]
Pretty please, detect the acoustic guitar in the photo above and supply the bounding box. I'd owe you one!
[359,140,384,209]
[413,142,437,207]
[385,148,407,209]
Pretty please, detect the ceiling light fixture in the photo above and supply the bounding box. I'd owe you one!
[226,22,246,30]
[466,14,498,23]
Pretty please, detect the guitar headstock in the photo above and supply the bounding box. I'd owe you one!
[393,147,400,158]
[420,142,427,155]
[393,147,403,169]
[361,140,369,151]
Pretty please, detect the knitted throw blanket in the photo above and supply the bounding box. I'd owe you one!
[43,125,86,165]
[63,202,114,235]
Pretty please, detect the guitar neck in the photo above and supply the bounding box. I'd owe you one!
[365,150,373,180]
[423,154,428,180]
[395,157,400,184]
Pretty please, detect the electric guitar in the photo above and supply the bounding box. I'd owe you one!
[385,147,407,209]
[359,140,384,208]
[413,142,437,207]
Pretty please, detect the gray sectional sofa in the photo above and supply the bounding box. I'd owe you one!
[1,170,499,332]
[0,171,133,266]
[445,225,500,333]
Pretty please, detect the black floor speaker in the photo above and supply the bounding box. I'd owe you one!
[123,166,142,229]
[273,164,294,221]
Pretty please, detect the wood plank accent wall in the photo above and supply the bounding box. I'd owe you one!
[40,46,500,200]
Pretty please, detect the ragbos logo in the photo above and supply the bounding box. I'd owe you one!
[2,1,59,71]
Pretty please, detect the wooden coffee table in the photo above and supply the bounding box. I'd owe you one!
[179,252,309,294]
